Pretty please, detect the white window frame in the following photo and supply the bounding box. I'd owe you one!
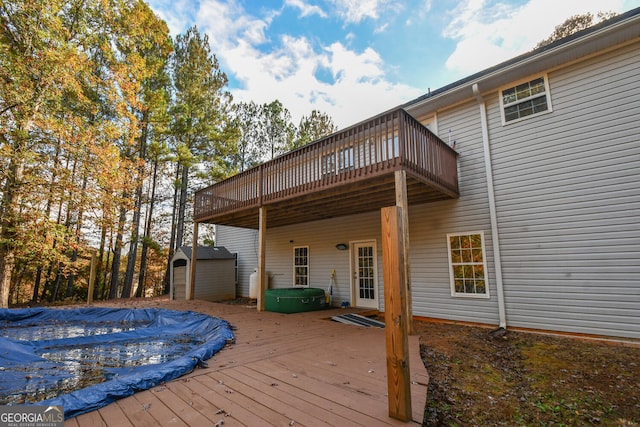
[499,74,552,125]
[337,146,355,173]
[321,146,354,176]
[293,246,309,287]
[446,232,490,298]
[320,152,335,177]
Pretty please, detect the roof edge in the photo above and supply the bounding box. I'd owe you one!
[403,6,640,113]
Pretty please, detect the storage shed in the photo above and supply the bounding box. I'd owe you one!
[170,246,237,302]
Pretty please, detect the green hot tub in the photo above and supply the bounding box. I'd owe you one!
[264,287,326,313]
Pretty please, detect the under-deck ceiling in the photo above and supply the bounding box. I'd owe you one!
[201,172,453,229]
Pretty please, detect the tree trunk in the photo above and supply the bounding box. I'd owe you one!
[65,250,78,298]
[10,264,27,305]
[0,142,26,308]
[32,138,62,304]
[50,155,73,302]
[101,244,111,300]
[0,251,15,308]
[41,263,55,302]
[101,228,115,301]
[65,162,86,299]
[137,155,159,298]
[163,163,181,294]
[108,202,128,299]
[121,199,140,299]
[165,162,189,295]
[123,117,149,297]
[176,164,189,249]
[32,267,43,304]
[95,202,109,302]
[50,267,63,302]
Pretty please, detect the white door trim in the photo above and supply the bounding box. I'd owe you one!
[350,240,379,309]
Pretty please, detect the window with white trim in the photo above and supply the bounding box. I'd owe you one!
[337,146,354,172]
[293,246,309,287]
[321,152,336,176]
[321,146,354,176]
[447,232,489,297]
[500,76,551,124]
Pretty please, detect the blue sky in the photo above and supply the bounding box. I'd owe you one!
[147,0,640,128]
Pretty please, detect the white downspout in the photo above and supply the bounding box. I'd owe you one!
[472,83,507,329]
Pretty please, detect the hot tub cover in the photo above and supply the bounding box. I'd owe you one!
[264,287,326,313]
[0,306,235,419]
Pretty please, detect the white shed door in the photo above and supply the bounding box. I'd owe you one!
[174,266,186,300]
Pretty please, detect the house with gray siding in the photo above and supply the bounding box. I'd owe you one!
[196,8,640,340]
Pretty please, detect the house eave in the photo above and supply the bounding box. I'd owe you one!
[404,8,640,117]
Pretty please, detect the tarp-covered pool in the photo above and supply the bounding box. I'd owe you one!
[0,306,235,419]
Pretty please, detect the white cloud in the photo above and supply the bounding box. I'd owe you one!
[227,34,420,128]
[422,0,434,15]
[407,0,434,25]
[197,0,272,47]
[344,32,356,45]
[148,0,195,35]
[285,0,328,18]
[443,0,628,76]
[374,23,389,33]
[194,0,420,128]
[328,0,389,23]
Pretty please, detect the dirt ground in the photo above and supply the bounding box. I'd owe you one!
[416,321,640,426]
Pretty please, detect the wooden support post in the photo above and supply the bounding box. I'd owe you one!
[189,222,199,300]
[87,251,97,305]
[381,206,412,422]
[257,206,267,312]
[395,170,414,334]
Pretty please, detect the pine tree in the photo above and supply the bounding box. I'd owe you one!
[168,26,237,260]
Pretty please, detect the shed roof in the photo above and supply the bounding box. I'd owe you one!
[177,246,236,261]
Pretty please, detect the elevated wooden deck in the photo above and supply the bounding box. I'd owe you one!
[66,299,428,426]
[194,108,458,229]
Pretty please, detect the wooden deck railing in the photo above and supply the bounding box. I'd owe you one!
[194,109,458,222]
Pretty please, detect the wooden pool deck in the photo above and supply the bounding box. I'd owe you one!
[65,299,428,426]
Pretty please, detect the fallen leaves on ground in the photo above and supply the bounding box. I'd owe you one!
[417,322,639,426]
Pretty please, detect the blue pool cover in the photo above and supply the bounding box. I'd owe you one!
[0,306,235,419]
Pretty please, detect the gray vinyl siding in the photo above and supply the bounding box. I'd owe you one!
[216,226,258,297]
[218,198,502,325]
[217,102,503,324]
[408,100,499,326]
[486,42,640,338]
[219,213,384,307]
[264,212,383,309]
[215,40,639,339]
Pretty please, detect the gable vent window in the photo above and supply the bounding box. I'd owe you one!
[500,76,552,124]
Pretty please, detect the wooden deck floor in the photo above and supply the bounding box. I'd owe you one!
[65,299,428,426]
